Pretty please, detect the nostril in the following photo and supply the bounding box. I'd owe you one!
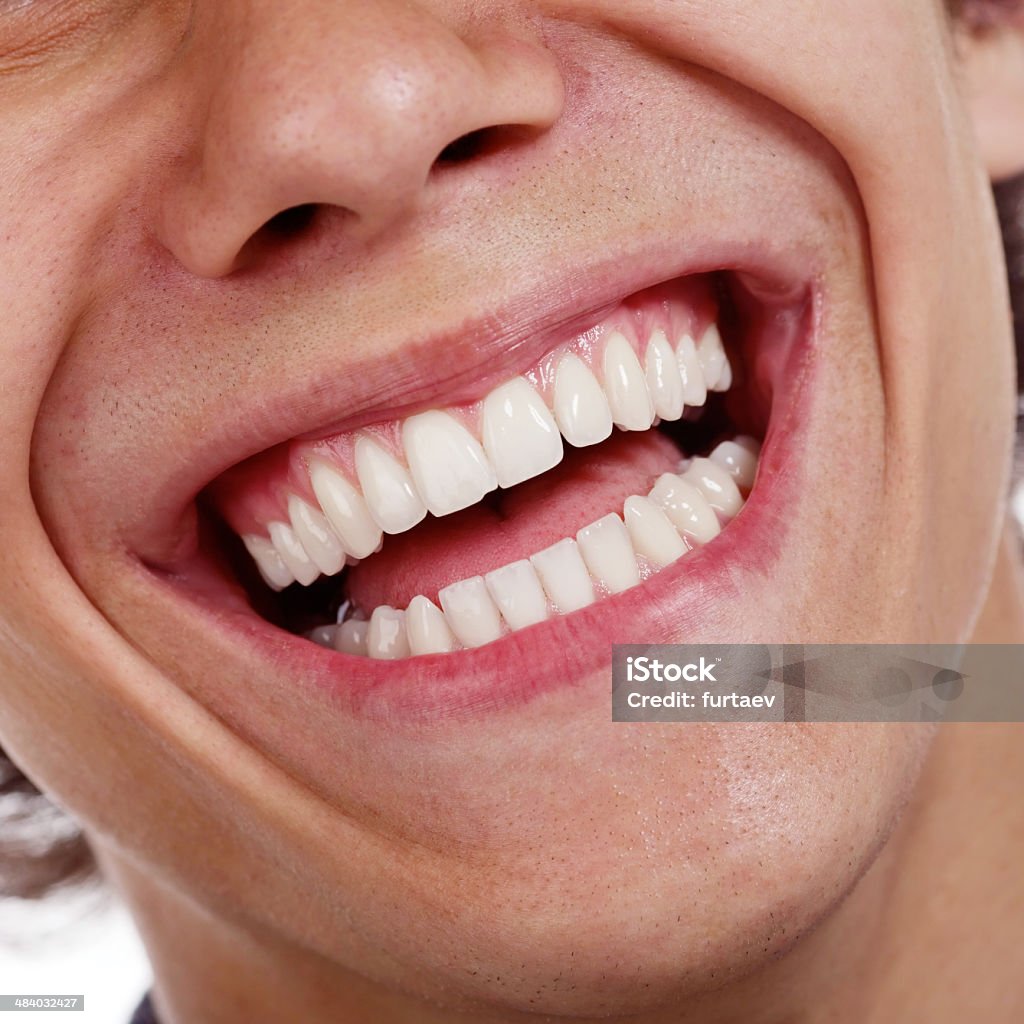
[228,124,535,274]
[436,129,493,165]
[231,203,326,272]
[263,203,319,238]
[434,124,534,167]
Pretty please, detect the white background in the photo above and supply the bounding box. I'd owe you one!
[0,893,149,1024]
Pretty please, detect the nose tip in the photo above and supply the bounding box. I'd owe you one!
[161,4,565,279]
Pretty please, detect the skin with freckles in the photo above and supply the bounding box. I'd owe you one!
[1,1,1024,1021]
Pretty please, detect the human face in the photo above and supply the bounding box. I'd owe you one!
[0,0,1014,1016]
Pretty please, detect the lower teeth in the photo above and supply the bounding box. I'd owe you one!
[304,437,759,659]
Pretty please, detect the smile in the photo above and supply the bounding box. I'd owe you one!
[184,267,809,675]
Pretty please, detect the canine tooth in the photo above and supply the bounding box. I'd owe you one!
[623,495,688,567]
[438,576,505,648]
[367,606,411,659]
[696,324,729,391]
[308,625,338,648]
[552,353,614,448]
[682,457,744,519]
[484,560,550,630]
[676,334,708,407]
[335,619,369,656]
[406,595,458,655]
[530,538,595,613]
[709,440,758,492]
[267,521,320,586]
[309,461,383,558]
[354,436,428,534]
[288,496,346,576]
[648,474,721,545]
[603,332,655,431]
[242,534,295,591]
[715,353,733,391]
[482,378,563,488]
[734,435,761,455]
[644,329,685,421]
[402,411,497,516]
[576,513,640,594]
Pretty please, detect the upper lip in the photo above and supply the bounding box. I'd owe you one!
[132,235,815,570]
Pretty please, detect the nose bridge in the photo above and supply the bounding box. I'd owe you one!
[165,0,564,277]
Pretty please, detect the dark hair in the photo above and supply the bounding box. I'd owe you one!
[0,758,96,900]
[2,0,1023,903]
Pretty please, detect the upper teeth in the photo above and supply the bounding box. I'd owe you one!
[241,318,735,592]
[602,332,656,431]
[551,352,613,447]
[353,436,427,535]
[482,377,564,488]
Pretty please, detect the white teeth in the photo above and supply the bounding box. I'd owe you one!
[438,576,505,648]
[335,619,369,655]
[406,595,458,655]
[367,606,411,660]
[623,495,688,567]
[288,496,346,576]
[482,378,563,488]
[308,624,338,648]
[294,428,758,658]
[676,334,708,408]
[241,534,295,591]
[484,560,550,630]
[696,324,730,392]
[402,411,498,517]
[552,353,614,448]
[309,460,383,558]
[682,457,744,520]
[354,436,427,534]
[576,513,640,594]
[267,521,320,586]
[602,332,655,431]
[709,439,759,492]
[529,538,596,613]
[241,303,746,617]
[313,436,755,659]
[648,473,721,545]
[644,329,685,421]
[715,353,733,391]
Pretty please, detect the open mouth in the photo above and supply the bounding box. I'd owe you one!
[188,269,807,667]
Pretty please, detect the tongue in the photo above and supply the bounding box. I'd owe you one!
[345,430,684,610]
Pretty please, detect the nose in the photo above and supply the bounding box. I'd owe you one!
[160,0,564,278]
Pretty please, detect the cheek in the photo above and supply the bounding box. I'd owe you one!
[911,212,1015,639]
